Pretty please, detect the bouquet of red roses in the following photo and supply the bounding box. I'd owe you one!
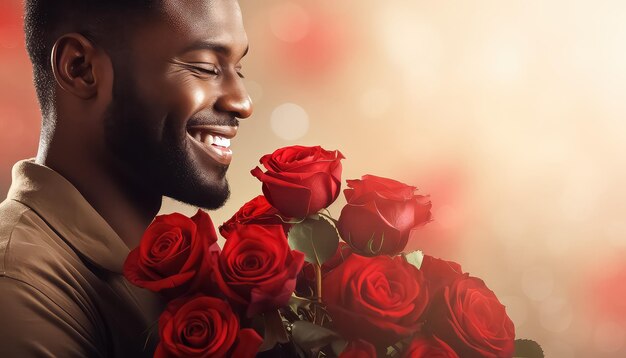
[123,145,543,358]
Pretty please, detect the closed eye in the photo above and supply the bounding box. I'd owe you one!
[192,66,220,76]
[191,65,243,79]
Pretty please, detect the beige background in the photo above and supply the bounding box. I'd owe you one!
[2,1,626,356]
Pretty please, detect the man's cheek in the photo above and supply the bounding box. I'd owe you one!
[163,79,211,123]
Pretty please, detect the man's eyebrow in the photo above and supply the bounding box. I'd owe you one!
[182,40,249,59]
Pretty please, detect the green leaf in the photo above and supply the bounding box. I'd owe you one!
[275,215,307,224]
[514,339,544,358]
[291,320,340,352]
[258,310,289,352]
[288,217,340,266]
[330,339,348,356]
[288,295,313,313]
[318,209,340,226]
[403,250,424,270]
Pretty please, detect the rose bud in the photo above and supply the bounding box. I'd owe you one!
[123,210,220,298]
[426,277,515,358]
[420,255,467,301]
[215,224,305,317]
[251,145,345,218]
[323,254,429,347]
[403,335,459,358]
[219,195,291,239]
[337,174,432,256]
[155,295,262,358]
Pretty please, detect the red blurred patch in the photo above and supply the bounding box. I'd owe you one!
[0,1,23,50]
[0,1,21,27]
[404,166,467,256]
[270,6,352,83]
[584,256,626,325]
[0,1,40,191]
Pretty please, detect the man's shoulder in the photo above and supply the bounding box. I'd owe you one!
[0,198,40,272]
[0,198,31,243]
[0,198,87,288]
[0,200,105,356]
[0,198,106,326]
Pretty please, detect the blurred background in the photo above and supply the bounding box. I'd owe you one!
[2,0,626,356]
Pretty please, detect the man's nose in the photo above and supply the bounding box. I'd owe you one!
[214,80,253,119]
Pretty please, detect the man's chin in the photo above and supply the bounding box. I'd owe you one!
[165,177,231,210]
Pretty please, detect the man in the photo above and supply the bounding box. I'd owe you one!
[0,0,252,356]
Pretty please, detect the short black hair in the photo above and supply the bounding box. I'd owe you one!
[24,0,162,116]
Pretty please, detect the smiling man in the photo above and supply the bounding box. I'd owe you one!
[0,0,251,356]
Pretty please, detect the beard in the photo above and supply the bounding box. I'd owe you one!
[103,67,231,210]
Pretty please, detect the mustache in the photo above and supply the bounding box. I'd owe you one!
[187,114,239,128]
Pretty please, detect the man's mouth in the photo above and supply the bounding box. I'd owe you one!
[186,125,237,166]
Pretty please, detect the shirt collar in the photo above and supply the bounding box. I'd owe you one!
[7,159,130,274]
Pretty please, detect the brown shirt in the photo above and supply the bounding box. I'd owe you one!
[0,160,165,357]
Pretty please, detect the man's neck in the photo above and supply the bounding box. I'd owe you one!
[37,143,162,249]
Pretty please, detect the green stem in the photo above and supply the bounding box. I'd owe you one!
[315,263,323,303]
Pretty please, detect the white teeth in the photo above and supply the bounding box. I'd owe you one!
[189,131,231,148]
[213,136,231,148]
[201,133,214,146]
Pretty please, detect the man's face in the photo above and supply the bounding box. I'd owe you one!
[104,0,251,210]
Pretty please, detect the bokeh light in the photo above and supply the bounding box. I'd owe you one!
[521,266,554,302]
[270,103,309,141]
[269,2,311,43]
[594,321,625,354]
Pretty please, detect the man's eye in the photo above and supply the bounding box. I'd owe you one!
[193,66,219,76]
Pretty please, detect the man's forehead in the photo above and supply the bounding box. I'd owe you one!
[162,0,245,38]
[158,0,247,51]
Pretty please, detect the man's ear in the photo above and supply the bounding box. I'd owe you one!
[51,33,104,99]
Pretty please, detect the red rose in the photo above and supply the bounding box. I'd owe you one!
[123,210,219,297]
[322,254,429,346]
[337,175,432,256]
[250,145,345,218]
[219,195,291,239]
[155,295,262,358]
[427,277,515,358]
[215,224,305,317]
[403,335,459,358]
[339,340,377,358]
[420,255,466,300]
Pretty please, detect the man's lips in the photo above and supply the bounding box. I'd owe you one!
[186,125,238,166]
[187,124,238,139]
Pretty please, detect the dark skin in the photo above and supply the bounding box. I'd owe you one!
[35,0,252,248]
